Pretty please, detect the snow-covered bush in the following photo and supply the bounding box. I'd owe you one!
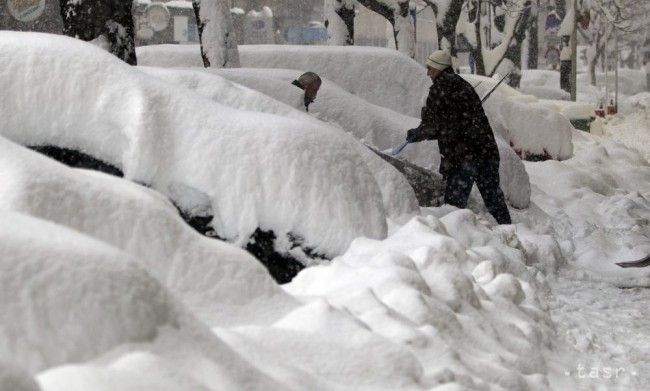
[0,32,389,267]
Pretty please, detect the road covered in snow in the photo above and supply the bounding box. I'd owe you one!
[1,33,649,390]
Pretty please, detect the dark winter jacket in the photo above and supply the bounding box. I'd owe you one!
[409,68,500,172]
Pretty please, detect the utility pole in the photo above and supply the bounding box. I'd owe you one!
[605,33,609,105]
[570,0,578,101]
[614,28,619,111]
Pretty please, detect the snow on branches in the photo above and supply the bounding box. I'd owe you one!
[192,0,240,68]
[325,0,355,45]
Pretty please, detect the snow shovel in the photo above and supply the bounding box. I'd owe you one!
[616,255,650,268]
[391,72,510,156]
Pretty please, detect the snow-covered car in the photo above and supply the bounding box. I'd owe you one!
[0,32,399,280]
[139,65,531,209]
[137,44,573,163]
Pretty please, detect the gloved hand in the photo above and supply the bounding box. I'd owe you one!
[406,128,419,142]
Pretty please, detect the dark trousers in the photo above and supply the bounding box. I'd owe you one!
[444,161,512,224]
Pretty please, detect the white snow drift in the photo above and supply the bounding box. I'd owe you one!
[0,137,294,326]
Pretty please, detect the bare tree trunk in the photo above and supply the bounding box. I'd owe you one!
[60,0,137,65]
[357,0,415,58]
[527,2,539,69]
[501,7,532,86]
[192,0,240,68]
[325,0,355,45]
[427,0,464,55]
[471,0,486,75]
[394,0,415,57]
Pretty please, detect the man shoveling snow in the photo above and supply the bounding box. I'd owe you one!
[402,50,511,225]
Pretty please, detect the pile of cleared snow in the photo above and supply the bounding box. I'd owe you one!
[464,74,574,161]
[0,32,389,259]
[525,129,650,286]
[577,68,648,103]
[278,211,566,389]
[602,93,650,161]
[0,139,574,389]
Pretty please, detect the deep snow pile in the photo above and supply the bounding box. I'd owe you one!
[602,92,650,161]
[525,129,650,286]
[0,210,289,391]
[137,44,573,162]
[520,70,571,101]
[463,74,574,161]
[0,138,574,389]
[577,68,648,103]
[0,137,294,326]
[0,32,390,260]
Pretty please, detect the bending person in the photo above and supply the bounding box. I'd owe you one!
[405,50,511,224]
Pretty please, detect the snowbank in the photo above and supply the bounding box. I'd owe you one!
[525,130,650,286]
[0,211,179,372]
[0,147,570,389]
[577,68,648,101]
[140,66,419,220]
[601,93,650,161]
[137,44,205,68]
[0,32,388,258]
[520,70,571,100]
[281,212,562,389]
[0,137,294,326]
[464,74,574,160]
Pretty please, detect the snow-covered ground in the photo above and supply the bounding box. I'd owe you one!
[602,93,650,161]
[2,32,650,390]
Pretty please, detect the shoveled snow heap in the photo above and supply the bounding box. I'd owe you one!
[526,129,650,286]
[0,32,389,258]
[0,136,574,389]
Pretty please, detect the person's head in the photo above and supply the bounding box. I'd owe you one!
[297,72,322,104]
[426,50,452,81]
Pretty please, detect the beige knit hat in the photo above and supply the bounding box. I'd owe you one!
[426,50,452,71]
